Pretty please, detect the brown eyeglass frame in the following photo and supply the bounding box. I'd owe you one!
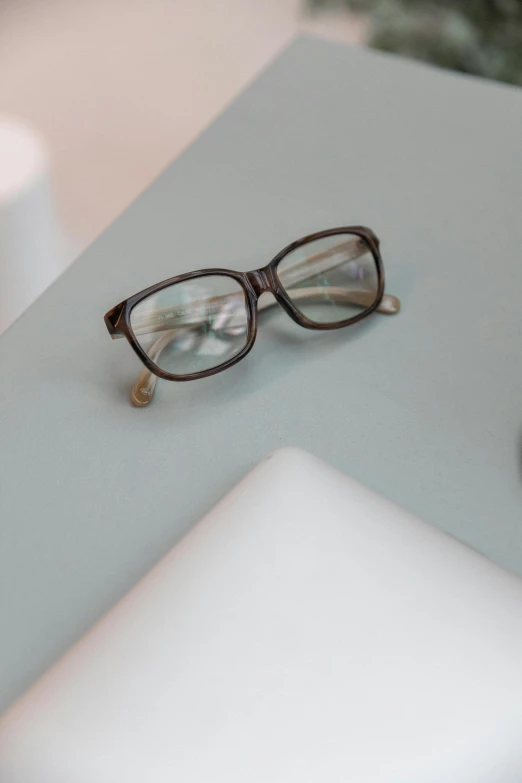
[104,226,401,406]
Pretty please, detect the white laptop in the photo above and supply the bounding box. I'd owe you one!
[1,447,522,782]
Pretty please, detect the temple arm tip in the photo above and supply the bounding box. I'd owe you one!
[130,368,159,407]
[378,293,401,315]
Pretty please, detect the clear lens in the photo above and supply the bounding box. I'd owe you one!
[276,233,379,324]
[130,275,249,376]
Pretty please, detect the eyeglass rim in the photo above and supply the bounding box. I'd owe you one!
[104,226,385,382]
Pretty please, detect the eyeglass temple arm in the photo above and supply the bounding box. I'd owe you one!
[111,236,388,339]
[129,287,400,407]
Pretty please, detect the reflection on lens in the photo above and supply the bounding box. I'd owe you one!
[130,275,249,376]
[277,233,379,324]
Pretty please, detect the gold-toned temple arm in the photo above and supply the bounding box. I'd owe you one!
[130,287,401,407]
[131,330,177,406]
[129,237,369,337]
[257,288,400,316]
[130,288,400,337]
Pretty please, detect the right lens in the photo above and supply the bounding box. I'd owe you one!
[276,232,379,324]
[129,274,250,376]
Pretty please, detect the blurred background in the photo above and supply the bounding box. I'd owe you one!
[1,0,521,331]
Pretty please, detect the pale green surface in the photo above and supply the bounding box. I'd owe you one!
[1,36,522,712]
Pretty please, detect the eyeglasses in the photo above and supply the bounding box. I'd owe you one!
[104,226,401,406]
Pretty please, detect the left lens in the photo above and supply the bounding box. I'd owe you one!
[276,233,379,325]
[129,274,249,376]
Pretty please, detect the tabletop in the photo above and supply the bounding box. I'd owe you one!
[1,35,522,712]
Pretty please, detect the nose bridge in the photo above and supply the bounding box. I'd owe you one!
[246,266,274,296]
